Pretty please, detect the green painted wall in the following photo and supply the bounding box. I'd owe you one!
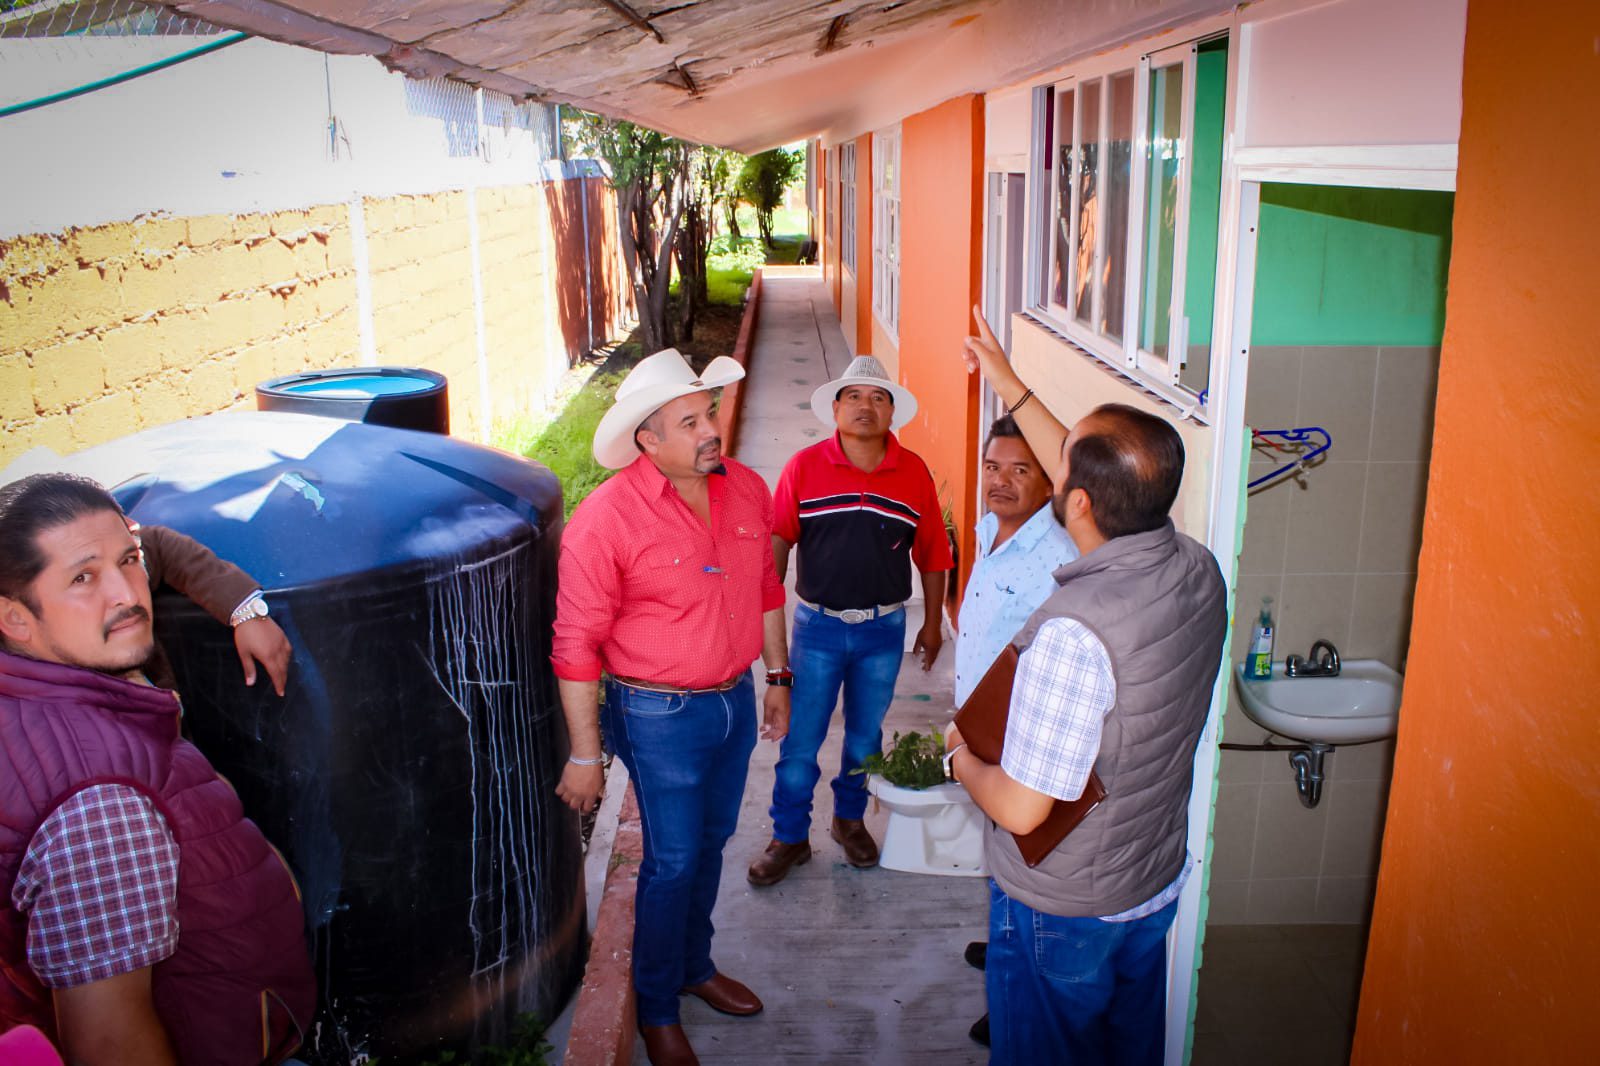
[1184,38,1228,347]
[1253,184,1454,346]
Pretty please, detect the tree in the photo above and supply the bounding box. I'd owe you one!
[736,148,804,249]
[570,113,692,353]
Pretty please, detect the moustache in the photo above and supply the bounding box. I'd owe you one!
[697,439,723,456]
[103,605,150,638]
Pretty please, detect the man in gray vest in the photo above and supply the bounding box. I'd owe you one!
[947,311,1227,1066]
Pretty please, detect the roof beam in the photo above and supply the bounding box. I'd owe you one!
[593,0,665,45]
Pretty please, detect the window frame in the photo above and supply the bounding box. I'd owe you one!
[871,126,902,340]
[1030,34,1223,407]
[840,142,858,275]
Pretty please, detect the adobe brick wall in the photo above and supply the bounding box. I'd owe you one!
[1,178,628,466]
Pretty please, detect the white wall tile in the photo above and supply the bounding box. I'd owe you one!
[1358,461,1430,573]
[1298,346,1378,461]
[1315,876,1377,924]
[1252,778,1330,879]
[1370,346,1441,462]
[1350,572,1417,665]
[1211,783,1261,880]
[1320,779,1390,879]
[1284,460,1369,574]
[1243,346,1303,428]
[1277,573,1357,661]
[1247,877,1320,924]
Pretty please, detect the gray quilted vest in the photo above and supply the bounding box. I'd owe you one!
[986,520,1227,917]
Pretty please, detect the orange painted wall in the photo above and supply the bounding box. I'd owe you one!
[1351,2,1599,1060]
[894,94,985,604]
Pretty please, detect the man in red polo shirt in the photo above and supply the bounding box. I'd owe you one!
[551,348,791,1066]
[748,355,952,886]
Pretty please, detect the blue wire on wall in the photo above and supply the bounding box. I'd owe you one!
[1248,426,1333,489]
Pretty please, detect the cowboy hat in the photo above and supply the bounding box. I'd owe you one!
[809,355,917,430]
[592,348,745,469]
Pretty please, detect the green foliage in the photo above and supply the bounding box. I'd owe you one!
[855,729,947,790]
[494,368,627,519]
[409,1013,553,1066]
[736,148,805,247]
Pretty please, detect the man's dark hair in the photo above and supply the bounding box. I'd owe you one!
[983,414,1026,454]
[1065,403,1184,539]
[0,473,124,612]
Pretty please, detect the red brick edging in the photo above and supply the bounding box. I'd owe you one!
[564,269,764,1066]
[717,267,764,456]
[563,788,643,1065]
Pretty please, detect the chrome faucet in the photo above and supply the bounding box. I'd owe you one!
[1285,639,1341,678]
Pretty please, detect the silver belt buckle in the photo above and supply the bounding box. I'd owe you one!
[838,607,870,624]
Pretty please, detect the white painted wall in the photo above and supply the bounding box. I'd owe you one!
[0,36,559,239]
[1236,0,1467,153]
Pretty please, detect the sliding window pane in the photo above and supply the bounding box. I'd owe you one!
[1180,36,1230,396]
[1139,61,1185,360]
[1052,88,1075,311]
[1101,70,1135,342]
[1074,79,1101,327]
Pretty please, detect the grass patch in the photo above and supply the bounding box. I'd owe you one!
[495,367,627,519]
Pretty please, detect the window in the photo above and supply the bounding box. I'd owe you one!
[840,142,858,274]
[825,146,837,262]
[872,126,901,337]
[1034,35,1228,400]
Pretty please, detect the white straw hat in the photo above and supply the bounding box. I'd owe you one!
[592,348,745,469]
[809,355,917,430]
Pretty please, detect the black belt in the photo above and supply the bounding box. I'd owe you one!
[611,673,744,696]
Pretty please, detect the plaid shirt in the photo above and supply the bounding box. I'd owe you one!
[10,784,180,988]
[1003,616,1192,922]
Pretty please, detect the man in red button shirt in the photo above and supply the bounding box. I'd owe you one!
[551,348,791,1066]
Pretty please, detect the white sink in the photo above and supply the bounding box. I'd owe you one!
[1232,659,1402,745]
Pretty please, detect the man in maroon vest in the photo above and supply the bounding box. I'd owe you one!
[0,473,314,1065]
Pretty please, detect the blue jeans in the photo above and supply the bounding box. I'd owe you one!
[769,603,906,843]
[602,672,757,1026]
[986,880,1178,1066]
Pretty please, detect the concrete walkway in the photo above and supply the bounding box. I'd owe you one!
[626,268,990,1063]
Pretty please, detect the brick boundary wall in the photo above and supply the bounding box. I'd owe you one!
[563,268,766,1066]
[1,180,625,468]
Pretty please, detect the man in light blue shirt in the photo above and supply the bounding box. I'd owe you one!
[955,416,1078,706]
[953,414,1076,1048]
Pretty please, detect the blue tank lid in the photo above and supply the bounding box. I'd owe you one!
[278,374,438,398]
[63,411,561,590]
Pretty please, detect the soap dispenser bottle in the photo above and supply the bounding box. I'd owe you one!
[1247,596,1275,679]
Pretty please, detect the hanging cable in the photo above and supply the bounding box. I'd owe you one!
[0,30,250,120]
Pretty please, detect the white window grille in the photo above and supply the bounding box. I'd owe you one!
[872,126,901,339]
[1033,34,1228,401]
[840,142,858,274]
[825,146,838,262]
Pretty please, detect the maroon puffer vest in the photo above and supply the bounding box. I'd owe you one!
[0,649,315,1064]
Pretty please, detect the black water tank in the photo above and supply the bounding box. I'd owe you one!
[70,411,581,1062]
[257,366,451,434]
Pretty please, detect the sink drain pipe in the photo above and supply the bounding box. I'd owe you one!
[1219,740,1331,808]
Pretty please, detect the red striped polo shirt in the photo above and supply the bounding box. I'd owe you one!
[774,432,953,611]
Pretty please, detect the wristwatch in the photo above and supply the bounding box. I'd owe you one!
[942,742,967,782]
[765,667,794,688]
[230,591,269,628]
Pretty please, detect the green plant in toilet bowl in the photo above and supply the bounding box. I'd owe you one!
[856,729,946,790]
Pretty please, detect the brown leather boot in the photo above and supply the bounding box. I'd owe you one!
[747,838,811,886]
[639,1022,700,1065]
[681,972,763,1015]
[830,816,879,868]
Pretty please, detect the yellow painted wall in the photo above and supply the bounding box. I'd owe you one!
[1,181,624,466]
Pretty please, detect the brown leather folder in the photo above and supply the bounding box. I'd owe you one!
[953,643,1107,867]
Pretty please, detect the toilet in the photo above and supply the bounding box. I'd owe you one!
[867,775,988,877]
